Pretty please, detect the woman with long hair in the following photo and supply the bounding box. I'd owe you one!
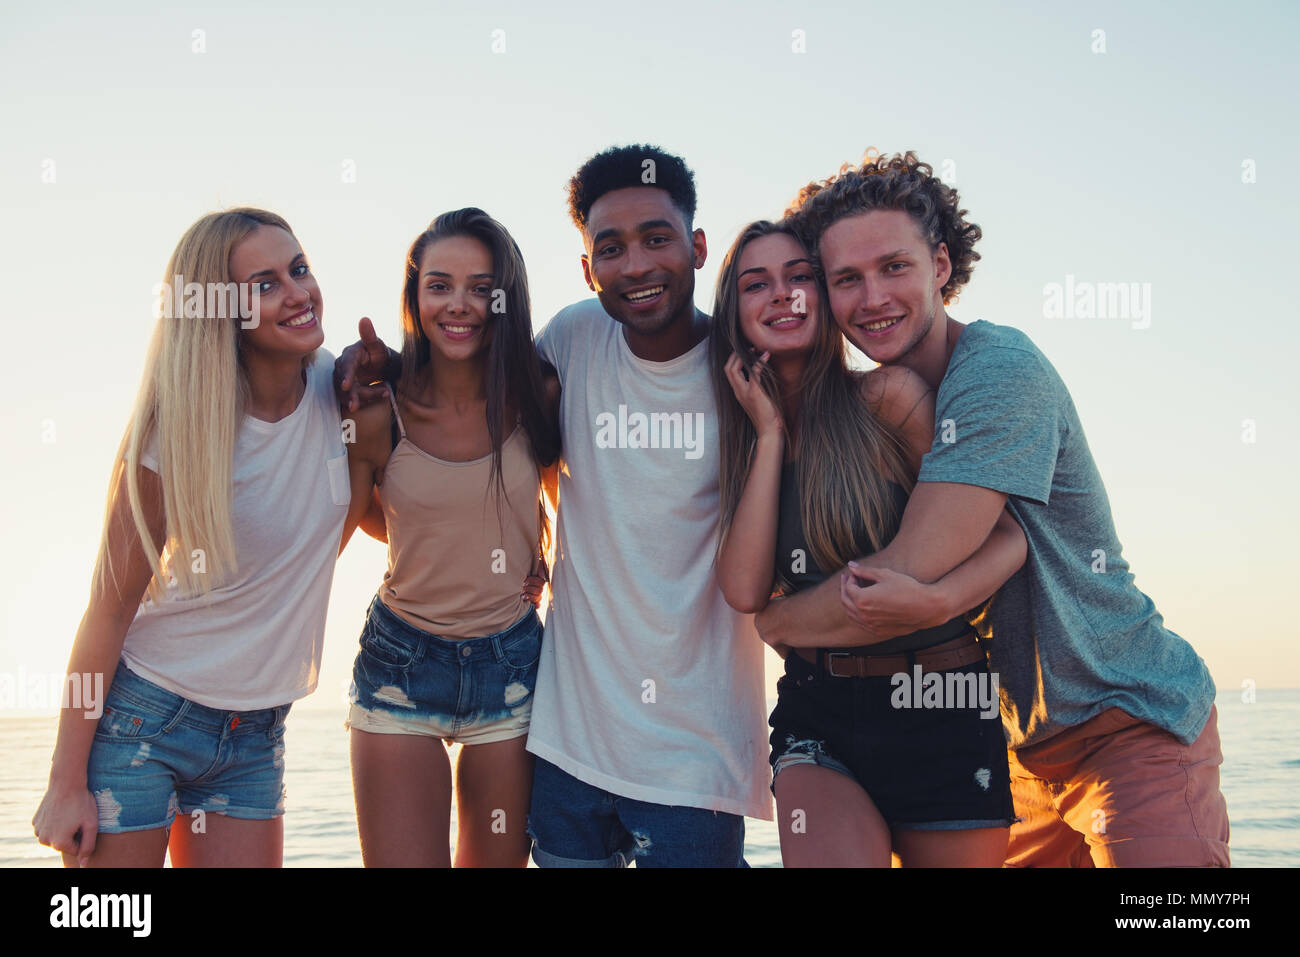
[711,220,1026,867]
[341,207,560,867]
[33,208,351,867]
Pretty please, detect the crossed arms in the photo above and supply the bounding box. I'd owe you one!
[755,479,1022,648]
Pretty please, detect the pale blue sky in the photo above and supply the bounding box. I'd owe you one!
[2,0,1297,708]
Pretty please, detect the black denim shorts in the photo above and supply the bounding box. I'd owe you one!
[768,649,1015,830]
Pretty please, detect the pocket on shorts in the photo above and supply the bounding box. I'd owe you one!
[360,615,419,669]
[265,704,291,744]
[499,620,542,676]
[93,697,176,743]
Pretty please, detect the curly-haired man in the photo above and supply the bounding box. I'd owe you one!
[758,152,1229,867]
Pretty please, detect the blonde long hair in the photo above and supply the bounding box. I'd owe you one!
[94,207,299,603]
[709,221,914,591]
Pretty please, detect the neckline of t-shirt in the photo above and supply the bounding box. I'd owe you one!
[615,323,709,374]
[242,357,316,433]
[950,319,991,365]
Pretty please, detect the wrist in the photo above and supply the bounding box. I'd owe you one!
[48,765,88,790]
[925,579,955,628]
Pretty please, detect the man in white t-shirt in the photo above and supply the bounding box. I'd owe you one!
[335,146,771,866]
[521,146,770,867]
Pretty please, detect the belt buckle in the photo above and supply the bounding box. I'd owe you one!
[824,652,854,678]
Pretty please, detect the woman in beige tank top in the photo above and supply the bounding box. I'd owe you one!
[339,208,561,867]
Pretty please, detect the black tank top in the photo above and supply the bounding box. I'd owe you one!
[773,460,971,654]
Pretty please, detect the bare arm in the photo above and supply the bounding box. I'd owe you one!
[33,462,165,865]
[339,397,393,554]
[358,487,388,544]
[839,507,1026,634]
[714,352,785,614]
[717,432,784,613]
[754,366,1013,648]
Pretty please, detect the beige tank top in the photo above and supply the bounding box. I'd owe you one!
[377,386,542,639]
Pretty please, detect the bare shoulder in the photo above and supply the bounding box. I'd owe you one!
[859,365,933,430]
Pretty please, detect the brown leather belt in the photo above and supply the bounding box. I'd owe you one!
[795,630,985,678]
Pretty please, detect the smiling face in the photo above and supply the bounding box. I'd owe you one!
[734,232,821,359]
[819,209,951,366]
[581,186,704,337]
[417,235,495,362]
[230,225,324,360]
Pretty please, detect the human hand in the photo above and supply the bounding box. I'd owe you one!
[33,780,99,867]
[839,562,944,639]
[723,350,783,439]
[521,574,547,607]
[334,317,394,415]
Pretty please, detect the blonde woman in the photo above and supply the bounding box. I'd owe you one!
[711,220,1026,867]
[32,208,351,867]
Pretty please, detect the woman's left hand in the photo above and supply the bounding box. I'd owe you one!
[839,563,945,639]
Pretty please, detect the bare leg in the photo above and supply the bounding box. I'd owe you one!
[893,827,1009,867]
[774,764,891,868]
[350,728,452,867]
[65,828,169,868]
[452,735,534,868]
[168,815,283,867]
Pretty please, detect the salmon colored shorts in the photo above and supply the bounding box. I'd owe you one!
[1004,704,1230,867]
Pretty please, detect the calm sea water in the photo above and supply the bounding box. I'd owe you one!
[5,689,1296,867]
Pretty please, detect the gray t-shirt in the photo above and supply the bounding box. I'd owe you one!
[918,320,1215,748]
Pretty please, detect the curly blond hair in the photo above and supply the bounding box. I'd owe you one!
[786,150,982,304]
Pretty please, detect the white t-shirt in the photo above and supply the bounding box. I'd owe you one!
[121,349,349,710]
[530,299,772,820]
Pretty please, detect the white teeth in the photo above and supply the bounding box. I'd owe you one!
[283,310,315,327]
[864,317,900,331]
[443,325,474,333]
[769,316,802,327]
[625,286,664,302]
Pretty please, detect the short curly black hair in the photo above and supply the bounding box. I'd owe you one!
[785,151,982,304]
[567,144,698,233]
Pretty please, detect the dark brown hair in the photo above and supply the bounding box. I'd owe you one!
[398,207,560,503]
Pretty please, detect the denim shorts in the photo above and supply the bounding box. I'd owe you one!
[86,661,290,834]
[768,649,1015,831]
[526,757,747,868]
[346,595,542,746]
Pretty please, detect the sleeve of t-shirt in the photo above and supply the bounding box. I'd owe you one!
[136,430,160,474]
[311,347,337,405]
[917,345,1063,506]
[535,303,577,381]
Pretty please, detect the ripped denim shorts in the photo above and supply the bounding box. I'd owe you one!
[346,594,542,746]
[86,660,290,833]
[768,648,1014,831]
